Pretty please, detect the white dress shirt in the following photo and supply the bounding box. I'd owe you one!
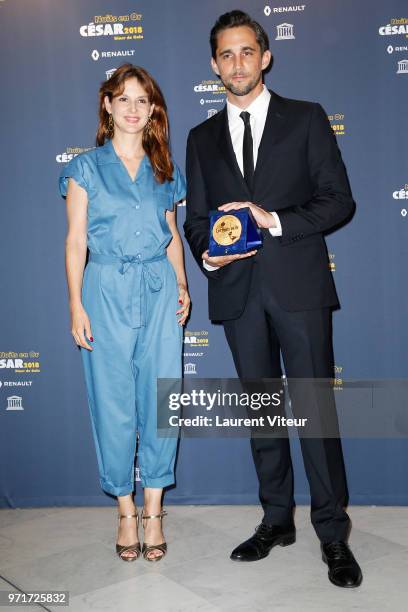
[204,85,282,271]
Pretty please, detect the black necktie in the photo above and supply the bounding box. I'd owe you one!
[240,111,254,190]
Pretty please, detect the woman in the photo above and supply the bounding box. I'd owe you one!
[59,64,190,562]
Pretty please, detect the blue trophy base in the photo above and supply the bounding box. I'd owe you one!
[208,209,263,257]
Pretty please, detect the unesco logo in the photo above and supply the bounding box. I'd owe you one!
[105,68,117,80]
[397,60,408,74]
[275,24,295,40]
[5,396,24,411]
[184,363,197,375]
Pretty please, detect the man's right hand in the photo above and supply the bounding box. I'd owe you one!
[202,249,257,268]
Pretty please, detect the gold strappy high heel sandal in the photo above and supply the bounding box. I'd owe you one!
[141,509,168,562]
[116,513,141,562]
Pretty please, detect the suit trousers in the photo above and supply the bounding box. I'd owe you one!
[222,261,351,543]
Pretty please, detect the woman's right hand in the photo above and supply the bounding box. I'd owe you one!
[70,303,94,351]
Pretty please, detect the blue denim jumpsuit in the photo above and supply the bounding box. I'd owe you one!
[59,139,185,496]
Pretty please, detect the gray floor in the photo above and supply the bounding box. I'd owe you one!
[0,505,407,611]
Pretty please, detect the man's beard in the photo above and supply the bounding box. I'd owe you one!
[222,72,262,96]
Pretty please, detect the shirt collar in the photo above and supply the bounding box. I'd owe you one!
[226,84,271,124]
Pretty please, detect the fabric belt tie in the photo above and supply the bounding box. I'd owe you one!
[89,251,166,328]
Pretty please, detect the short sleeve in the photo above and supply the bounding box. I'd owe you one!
[172,163,186,206]
[59,154,88,198]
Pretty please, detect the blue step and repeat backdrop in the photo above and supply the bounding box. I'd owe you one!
[1,0,407,507]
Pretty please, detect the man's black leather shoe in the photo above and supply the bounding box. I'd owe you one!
[321,541,362,588]
[230,523,296,562]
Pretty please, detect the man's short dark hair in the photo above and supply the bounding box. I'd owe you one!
[210,10,270,59]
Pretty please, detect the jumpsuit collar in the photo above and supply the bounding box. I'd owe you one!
[95,139,151,178]
[95,139,121,165]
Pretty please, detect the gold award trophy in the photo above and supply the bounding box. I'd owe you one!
[211,214,242,247]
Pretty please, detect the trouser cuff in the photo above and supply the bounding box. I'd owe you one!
[100,478,134,496]
[140,474,175,488]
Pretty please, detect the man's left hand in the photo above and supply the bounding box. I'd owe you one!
[218,201,276,229]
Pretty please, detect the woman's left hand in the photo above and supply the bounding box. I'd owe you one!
[176,284,191,326]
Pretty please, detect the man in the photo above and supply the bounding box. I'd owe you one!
[184,10,362,588]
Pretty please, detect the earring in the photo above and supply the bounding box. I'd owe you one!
[108,113,114,137]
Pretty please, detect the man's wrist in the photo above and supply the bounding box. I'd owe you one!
[203,259,220,271]
[268,211,282,236]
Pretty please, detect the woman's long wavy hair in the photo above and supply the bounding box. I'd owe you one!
[96,64,173,184]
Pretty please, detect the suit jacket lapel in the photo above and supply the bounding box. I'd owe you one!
[253,90,288,183]
[216,106,252,199]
